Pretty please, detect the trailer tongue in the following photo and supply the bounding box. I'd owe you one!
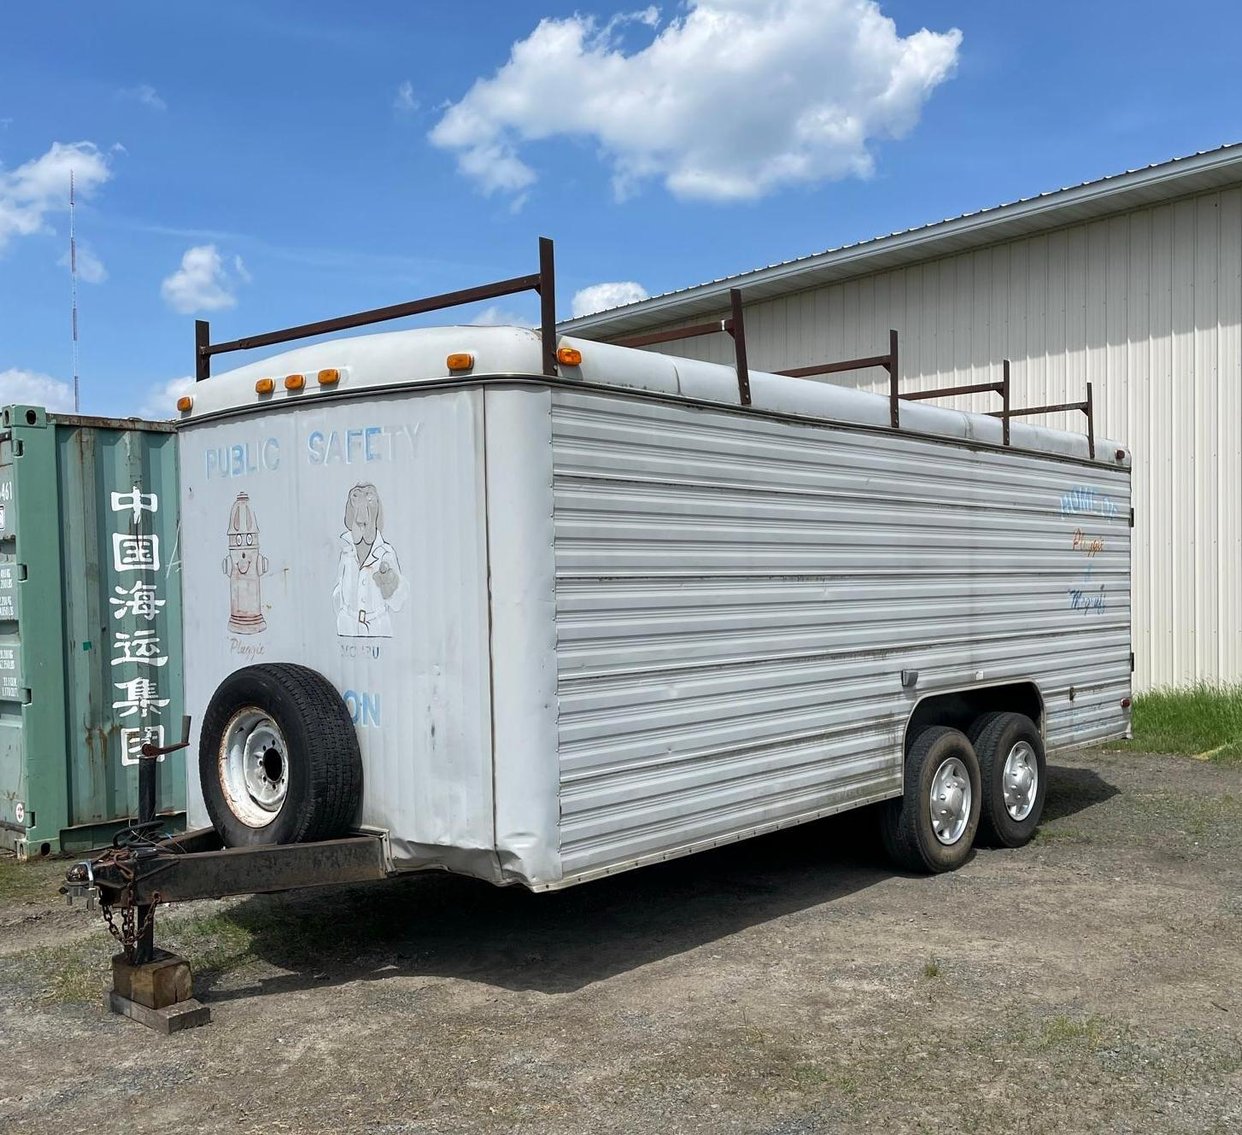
[66,827,390,911]
[62,716,389,1031]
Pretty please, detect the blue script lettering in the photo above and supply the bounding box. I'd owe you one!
[1068,586,1106,614]
[1060,486,1118,519]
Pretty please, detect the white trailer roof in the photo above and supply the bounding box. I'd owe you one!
[181,325,1128,468]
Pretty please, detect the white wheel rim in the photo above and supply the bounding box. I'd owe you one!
[930,756,971,845]
[1002,741,1038,821]
[219,706,288,828]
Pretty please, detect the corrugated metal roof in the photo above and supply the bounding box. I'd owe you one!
[560,143,1242,338]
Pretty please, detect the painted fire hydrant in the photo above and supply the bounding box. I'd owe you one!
[223,491,269,634]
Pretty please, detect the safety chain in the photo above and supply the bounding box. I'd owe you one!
[94,847,162,963]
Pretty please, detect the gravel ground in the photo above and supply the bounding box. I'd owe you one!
[1,747,1239,1134]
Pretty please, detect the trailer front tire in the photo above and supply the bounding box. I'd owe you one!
[881,726,981,873]
[200,664,362,847]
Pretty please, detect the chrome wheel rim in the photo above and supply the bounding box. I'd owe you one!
[1002,741,1038,821]
[930,756,971,845]
[219,707,288,827]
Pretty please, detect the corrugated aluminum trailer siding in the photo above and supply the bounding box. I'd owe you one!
[627,186,1239,691]
[550,389,1130,878]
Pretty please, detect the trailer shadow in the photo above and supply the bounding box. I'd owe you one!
[198,763,1118,1003]
[198,806,890,1002]
[1040,761,1120,823]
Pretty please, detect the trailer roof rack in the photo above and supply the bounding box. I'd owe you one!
[614,293,1097,459]
[195,237,560,381]
[195,242,1098,461]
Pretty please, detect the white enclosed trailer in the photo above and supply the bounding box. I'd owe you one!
[167,259,1132,891]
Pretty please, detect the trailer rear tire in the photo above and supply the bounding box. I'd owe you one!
[880,726,981,873]
[199,664,362,847]
[968,712,1046,848]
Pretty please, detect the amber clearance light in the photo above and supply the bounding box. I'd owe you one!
[284,373,306,391]
[176,395,193,413]
[255,378,275,395]
[557,346,583,366]
[447,353,474,372]
[317,368,341,386]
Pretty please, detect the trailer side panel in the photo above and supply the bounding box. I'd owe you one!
[550,389,1131,879]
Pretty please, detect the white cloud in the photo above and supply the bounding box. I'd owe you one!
[0,141,111,252]
[430,0,961,202]
[0,368,76,412]
[394,81,419,113]
[469,305,533,327]
[138,375,194,419]
[119,84,167,111]
[572,281,650,317]
[160,245,247,314]
[59,242,108,284]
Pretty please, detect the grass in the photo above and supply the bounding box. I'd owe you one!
[1125,684,1242,762]
[1128,791,1240,845]
[32,907,259,1005]
[0,854,65,904]
[17,876,434,1006]
[1031,825,1092,846]
[1037,1014,1108,1052]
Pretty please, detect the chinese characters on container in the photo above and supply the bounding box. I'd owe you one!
[109,485,171,765]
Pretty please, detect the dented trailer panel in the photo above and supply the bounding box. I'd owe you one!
[177,326,1131,890]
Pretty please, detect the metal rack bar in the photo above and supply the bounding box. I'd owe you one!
[769,332,901,423]
[728,288,751,406]
[611,289,752,404]
[1086,381,1095,460]
[994,399,1091,418]
[612,320,730,349]
[1003,359,1011,447]
[538,237,557,378]
[901,380,1005,402]
[777,353,892,379]
[883,353,1011,438]
[196,237,559,380]
[888,329,900,429]
[987,378,1095,459]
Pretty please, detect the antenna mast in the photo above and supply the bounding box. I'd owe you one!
[70,169,80,413]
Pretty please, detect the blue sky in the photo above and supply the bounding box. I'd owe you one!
[2,0,1240,417]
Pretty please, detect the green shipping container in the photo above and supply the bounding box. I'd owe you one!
[0,406,185,858]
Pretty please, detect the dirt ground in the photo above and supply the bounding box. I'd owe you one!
[1,747,1239,1135]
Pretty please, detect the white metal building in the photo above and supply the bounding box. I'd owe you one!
[562,145,1242,692]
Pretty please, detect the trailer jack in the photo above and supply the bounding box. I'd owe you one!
[59,717,209,1032]
[61,716,391,1033]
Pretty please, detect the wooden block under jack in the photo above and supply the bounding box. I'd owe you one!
[109,950,210,1032]
[111,950,192,1009]
[108,991,211,1034]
